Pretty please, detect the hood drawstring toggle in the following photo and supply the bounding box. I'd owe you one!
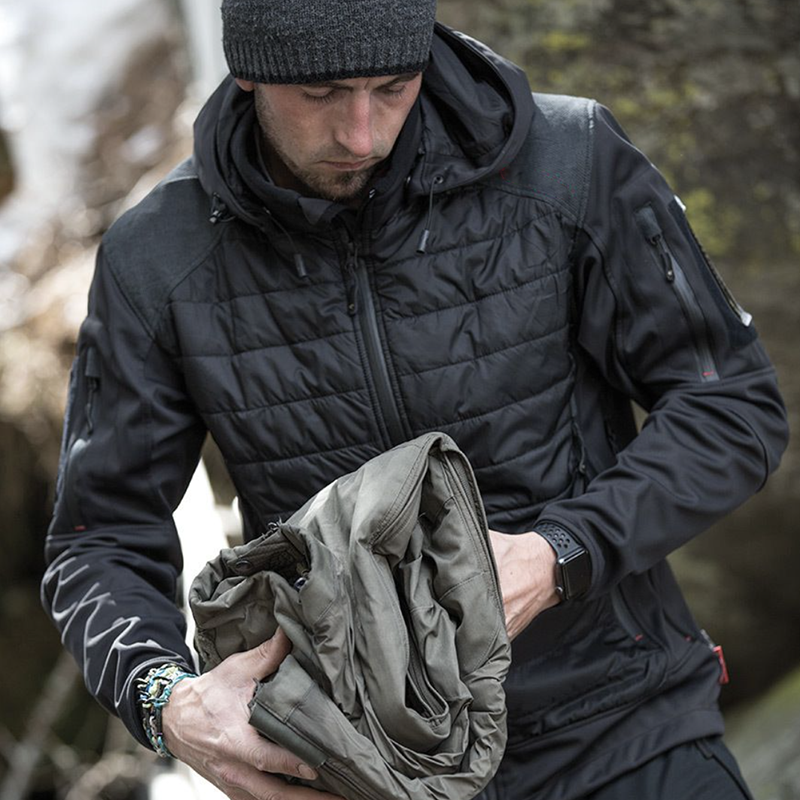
[209,194,235,225]
[262,208,309,280]
[417,175,444,254]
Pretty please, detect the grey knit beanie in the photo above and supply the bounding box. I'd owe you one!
[222,0,437,85]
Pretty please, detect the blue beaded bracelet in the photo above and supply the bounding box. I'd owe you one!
[137,663,197,758]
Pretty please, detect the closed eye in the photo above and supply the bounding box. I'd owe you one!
[381,83,408,98]
[303,89,339,105]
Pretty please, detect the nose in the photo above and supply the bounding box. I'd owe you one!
[335,93,374,160]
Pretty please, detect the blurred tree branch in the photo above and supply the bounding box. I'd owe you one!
[0,652,79,800]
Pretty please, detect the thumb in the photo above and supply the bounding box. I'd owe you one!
[244,626,293,681]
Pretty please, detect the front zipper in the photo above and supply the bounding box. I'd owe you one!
[342,192,407,448]
[669,198,752,328]
[634,205,719,383]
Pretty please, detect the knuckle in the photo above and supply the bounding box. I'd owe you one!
[256,642,275,669]
[215,764,245,790]
[245,739,294,777]
[257,638,274,658]
[247,744,270,772]
[273,751,297,776]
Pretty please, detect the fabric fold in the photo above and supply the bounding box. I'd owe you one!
[189,432,510,800]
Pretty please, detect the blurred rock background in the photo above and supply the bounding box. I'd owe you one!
[0,0,797,798]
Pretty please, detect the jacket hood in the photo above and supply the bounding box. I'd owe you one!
[193,23,533,231]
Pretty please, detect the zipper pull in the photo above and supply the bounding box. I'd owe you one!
[346,280,358,316]
[700,629,730,685]
[343,240,359,316]
[653,235,676,282]
[293,564,310,592]
[345,263,358,316]
[635,206,675,282]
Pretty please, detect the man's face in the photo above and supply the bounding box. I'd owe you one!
[236,73,423,203]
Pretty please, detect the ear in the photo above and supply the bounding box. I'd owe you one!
[234,78,256,92]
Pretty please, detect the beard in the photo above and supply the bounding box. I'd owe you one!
[253,90,385,203]
[279,154,379,202]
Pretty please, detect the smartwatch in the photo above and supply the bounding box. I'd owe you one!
[535,522,591,601]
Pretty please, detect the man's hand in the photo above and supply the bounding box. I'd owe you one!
[488,529,560,640]
[161,628,343,800]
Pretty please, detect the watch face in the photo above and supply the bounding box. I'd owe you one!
[558,549,591,600]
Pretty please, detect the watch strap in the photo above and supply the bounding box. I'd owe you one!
[535,522,577,555]
[535,522,591,601]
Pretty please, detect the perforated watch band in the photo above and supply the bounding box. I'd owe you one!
[535,522,591,601]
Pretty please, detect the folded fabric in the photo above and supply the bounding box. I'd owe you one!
[189,432,510,800]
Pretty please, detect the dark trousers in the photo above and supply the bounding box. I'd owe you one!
[584,737,753,800]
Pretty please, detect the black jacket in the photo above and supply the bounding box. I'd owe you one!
[42,23,788,800]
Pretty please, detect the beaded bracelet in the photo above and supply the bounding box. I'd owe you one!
[137,663,197,758]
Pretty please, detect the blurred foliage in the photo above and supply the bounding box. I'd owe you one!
[727,664,800,799]
[439,0,800,269]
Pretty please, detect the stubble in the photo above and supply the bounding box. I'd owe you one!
[253,89,381,203]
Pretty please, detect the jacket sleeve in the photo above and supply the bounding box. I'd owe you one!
[536,104,789,599]
[41,243,207,747]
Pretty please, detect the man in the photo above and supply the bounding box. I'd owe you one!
[42,1,788,799]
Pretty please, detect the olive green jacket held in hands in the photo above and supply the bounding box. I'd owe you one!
[189,432,510,800]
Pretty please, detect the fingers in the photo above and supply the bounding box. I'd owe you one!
[239,727,318,781]
[215,761,344,800]
[170,629,343,799]
[216,628,293,691]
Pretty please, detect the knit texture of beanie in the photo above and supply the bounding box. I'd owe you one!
[222,0,437,85]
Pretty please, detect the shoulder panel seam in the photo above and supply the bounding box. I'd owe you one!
[105,221,229,339]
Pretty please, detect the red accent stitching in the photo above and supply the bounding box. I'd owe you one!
[714,645,730,685]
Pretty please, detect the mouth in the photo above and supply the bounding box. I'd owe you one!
[323,159,375,171]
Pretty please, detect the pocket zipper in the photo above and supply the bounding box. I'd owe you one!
[634,205,719,383]
[669,198,753,328]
